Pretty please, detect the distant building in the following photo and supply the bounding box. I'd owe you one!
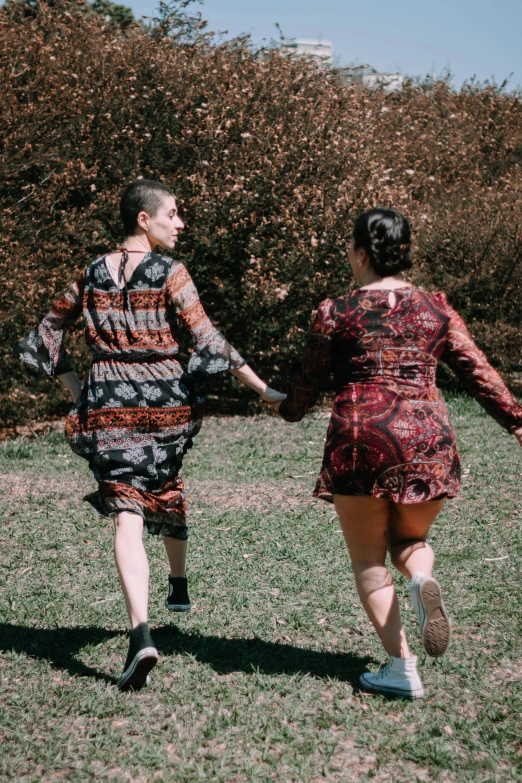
[345,65,404,92]
[280,39,333,68]
[278,40,403,91]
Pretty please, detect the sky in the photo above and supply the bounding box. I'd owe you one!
[125,0,522,91]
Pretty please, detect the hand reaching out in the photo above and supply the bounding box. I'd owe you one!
[260,387,287,404]
[259,387,287,415]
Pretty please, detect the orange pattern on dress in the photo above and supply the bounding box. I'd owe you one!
[15,253,244,535]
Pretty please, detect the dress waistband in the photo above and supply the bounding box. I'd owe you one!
[337,380,439,402]
[91,352,178,365]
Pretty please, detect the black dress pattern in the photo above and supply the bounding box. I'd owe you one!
[14,253,245,537]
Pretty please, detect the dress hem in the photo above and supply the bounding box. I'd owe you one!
[312,488,457,505]
[84,492,189,539]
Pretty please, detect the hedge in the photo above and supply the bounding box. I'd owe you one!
[1,0,521,426]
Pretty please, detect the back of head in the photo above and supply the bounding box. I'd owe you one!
[120,179,173,237]
[353,208,412,277]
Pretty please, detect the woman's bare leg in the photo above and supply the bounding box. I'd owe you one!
[163,537,187,577]
[113,511,149,629]
[333,495,410,659]
[388,499,445,578]
[388,498,450,658]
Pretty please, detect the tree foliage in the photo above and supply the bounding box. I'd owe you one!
[1,0,521,426]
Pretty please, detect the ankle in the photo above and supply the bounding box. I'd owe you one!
[129,621,153,646]
[389,655,419,671]
[410,571,429,583]
[130,620,149,631]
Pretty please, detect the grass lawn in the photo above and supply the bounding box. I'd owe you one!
[0,395,521,782]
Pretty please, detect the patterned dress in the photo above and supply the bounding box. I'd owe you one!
[14,252,245,538]
[279,288,522,504]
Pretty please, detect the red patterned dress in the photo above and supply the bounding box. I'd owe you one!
[279,288,522,504]
[14,253,245,537]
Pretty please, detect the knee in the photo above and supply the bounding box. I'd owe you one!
[113,511,144,536]
[389,542,406,568]
[389,538,427,567]
[351,561,393,593]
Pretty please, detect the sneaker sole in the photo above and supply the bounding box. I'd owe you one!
[419,578,451,658]
[165,601,191,613]
[117,647,158,692]
[359,673,424,700]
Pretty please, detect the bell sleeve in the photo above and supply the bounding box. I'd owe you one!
[279,299,335,422]
[13,272,85,377]
[439,294,522,432]
[166,263,245,378]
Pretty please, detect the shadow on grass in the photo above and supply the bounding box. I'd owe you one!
[154,625,375,690]
[0,624,121,685]
[0,623,375,689]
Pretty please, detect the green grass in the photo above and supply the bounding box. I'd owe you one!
[0,395,521,782]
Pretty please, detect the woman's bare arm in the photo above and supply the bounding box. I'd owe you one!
[229,364,286,402]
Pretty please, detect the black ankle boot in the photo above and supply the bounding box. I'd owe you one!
[117,622,158,692]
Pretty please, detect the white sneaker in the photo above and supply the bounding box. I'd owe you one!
[359,655,425,699]
[410,572,451,657]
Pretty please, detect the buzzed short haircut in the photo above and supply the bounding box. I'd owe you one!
[120,179,174,236]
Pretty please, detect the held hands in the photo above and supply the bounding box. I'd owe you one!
[259,386,287,414]
[228,366,286,414]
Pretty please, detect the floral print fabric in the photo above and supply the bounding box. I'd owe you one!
[14,253,245,535]
[279,288,522,504]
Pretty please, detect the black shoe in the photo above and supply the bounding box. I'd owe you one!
[165,576,191,612]
[117,622,158,692]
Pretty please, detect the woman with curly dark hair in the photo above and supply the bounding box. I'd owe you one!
[268,208,522,699]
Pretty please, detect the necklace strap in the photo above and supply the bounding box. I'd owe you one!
[116,245,147,254]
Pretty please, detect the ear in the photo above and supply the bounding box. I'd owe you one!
[136,210,150,232]
[359,247,370,266]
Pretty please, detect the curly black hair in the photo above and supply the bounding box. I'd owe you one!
[353,208,412,277]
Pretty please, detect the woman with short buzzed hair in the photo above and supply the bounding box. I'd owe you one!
[14,179,285,690]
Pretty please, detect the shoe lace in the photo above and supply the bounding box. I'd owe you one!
[375,662,392,681]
